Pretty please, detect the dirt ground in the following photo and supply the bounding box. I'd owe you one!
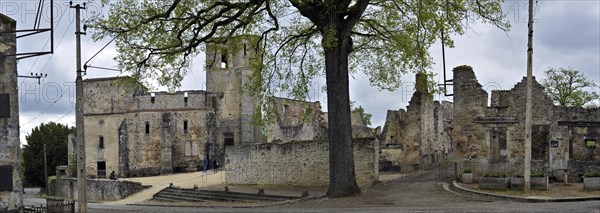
[104,171,225,205]
[107,170,413,206]
[457,181,600,198]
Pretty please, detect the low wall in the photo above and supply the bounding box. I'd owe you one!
[225,138,378,189]
[50,178,143,201]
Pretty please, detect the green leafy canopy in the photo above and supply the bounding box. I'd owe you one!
[89,0,509,99]
[542,67,599,108]
[22,122,75,187]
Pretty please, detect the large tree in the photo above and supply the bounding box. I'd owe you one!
[542,67,599,108]
[91,0,509,197]
[22,122,75,187]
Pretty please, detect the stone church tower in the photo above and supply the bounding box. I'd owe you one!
[205,37,262,147]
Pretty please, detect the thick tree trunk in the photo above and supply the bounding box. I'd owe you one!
[323,25,361,198]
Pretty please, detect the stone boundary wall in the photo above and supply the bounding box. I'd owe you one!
[225,139,378,189]
[50,178,143,201]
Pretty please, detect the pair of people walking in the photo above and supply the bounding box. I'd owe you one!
[202,158,219,174]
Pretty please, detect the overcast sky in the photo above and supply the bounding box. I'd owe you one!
[2,0,598,145]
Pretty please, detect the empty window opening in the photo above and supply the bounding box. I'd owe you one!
[145,122,150,134]
[151,93,155,103]
[184,92,188,103]
[183,120,189,134]
[283,104,289,115]
[97,161,106,178]
[99,136,104,149]
[586,139,597,149]
[243,44,247,56]
[220,53,228,68]
[0,94,10,118]
[224,133,234,146]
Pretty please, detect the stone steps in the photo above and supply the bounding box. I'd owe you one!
[153,187,302,203]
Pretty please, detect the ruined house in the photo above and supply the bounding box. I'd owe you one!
[78,37,262,178]
[452,65,600,180]
[379,73,453,171]
[0,14,22,212]
[266,97,374,143]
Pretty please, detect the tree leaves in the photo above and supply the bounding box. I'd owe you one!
[90,0,509,98]
[542,67,599,108]
[22,122,75,187]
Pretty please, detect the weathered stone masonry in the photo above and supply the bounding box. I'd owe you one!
[82,78,218,178]
[0,14,22,212]
[225,138,378,189]
[452,65,600,180]
[379,73,453,170]
[78,37,263,178]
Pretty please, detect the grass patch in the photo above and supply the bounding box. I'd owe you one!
[578,188,595,193]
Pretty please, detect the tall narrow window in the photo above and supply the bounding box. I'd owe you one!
[145,122,150,134]
[99,136,104,149]
[183,120,189,134]
[184,92,188,103]
[243,44,247,56]
[283,104,289,115]
[220,53,228,68]
[0,94,10,118]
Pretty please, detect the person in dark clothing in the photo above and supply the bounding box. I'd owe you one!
[213,160,218,173]
[203,157,208,174]
[109,171,117,180]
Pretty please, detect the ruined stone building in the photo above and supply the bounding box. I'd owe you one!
[78,37,262,178]
[379,73,453,171]
[266,97,374,143]
[452,65,600,180]
[0,14,22,212]
[229,97,379,189]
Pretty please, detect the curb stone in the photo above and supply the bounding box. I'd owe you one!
[449,180,600,203]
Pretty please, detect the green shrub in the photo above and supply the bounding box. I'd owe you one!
[483,172,507,178]
[584,171,600,177]
[531,171,547,177]
[463,168,472,173]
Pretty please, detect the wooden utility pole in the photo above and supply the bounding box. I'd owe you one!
[524,0,534,194]
[44,143,48,195]
[71,2,87,212]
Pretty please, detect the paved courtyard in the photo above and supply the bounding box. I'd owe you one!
[23,166,600,212]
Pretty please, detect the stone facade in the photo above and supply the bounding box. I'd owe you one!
[225,138,378,189]
[0,14,22,212]
[379,74,453,170]
[77,38,263,178]
[452,65,600,180]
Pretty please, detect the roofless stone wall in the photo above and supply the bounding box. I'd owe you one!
[0,13,22,212]
[225,139,378,189]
